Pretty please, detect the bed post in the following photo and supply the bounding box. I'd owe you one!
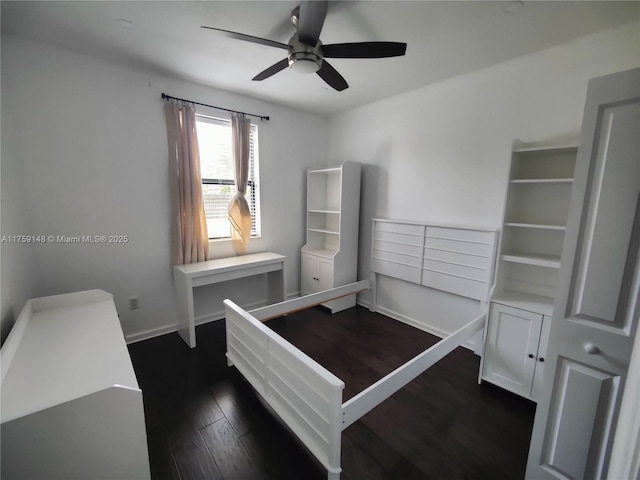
[370,219,377,312]
[327,387,343,480]
[476,300,490,383]
[369,272,377,312]
[225,316,234,367]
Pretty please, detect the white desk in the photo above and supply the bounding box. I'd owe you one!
[173,252,286,348]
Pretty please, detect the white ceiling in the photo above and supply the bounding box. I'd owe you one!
[2,1,638,116]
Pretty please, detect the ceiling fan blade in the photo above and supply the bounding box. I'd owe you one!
[201,26,288,50]
[316,60,348,92]
[323,42,407,58]
[252,58,290,81]
[297,0,328,45]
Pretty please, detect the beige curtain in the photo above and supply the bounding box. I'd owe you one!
[165,102,209,264]
[228,113,252,253]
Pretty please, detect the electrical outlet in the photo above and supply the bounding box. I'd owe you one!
[129,297,139,310]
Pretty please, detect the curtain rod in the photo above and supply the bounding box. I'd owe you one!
[161,93,270,121]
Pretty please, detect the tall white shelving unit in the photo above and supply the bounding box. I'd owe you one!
[301,161,361,313]
[481,141,578,401]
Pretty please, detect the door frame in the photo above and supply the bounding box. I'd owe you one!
[608,320,640,478]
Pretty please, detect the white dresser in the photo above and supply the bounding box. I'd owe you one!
[1,290,150,479]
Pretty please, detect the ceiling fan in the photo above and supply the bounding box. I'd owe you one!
[201,1,407,91]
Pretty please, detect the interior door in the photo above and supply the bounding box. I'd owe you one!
[526,68,640,479]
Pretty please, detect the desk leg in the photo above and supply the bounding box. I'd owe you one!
[267,263,285,303]
[174,274,196,348]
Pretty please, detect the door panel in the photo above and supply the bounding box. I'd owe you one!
[569,104,640,329]
[541,358,620,479]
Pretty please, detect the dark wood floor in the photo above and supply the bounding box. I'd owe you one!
[128,305,536,480]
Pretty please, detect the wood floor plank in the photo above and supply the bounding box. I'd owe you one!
[340,434,388,480]
[145,425,181,480]
[212,384,262,437]
[238,410,326,480]
[240,430,325,480]
[165,413,223,480]
[201,417,266,480]
[190,391,226,430]
[343,419,428,480]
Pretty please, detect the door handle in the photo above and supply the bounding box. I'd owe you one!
[584,343,600,355]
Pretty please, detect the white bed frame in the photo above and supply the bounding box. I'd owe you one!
[224,219,499,479]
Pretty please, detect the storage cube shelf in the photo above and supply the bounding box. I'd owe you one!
[307,210,340,235]
[504,183,572,227]
[306,167,342,212]
[501,226,565,259]
[508,145,577,179]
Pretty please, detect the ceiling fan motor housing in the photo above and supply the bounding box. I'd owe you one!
[287,35,323,74]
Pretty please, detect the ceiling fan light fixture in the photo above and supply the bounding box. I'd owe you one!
[202,0,407,91]
[288,52,322,74]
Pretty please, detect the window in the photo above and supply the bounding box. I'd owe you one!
[195,114,261,239]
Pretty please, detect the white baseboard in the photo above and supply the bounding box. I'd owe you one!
[357,298,479,353]
[125,297,277,345]
[126,324,178,344]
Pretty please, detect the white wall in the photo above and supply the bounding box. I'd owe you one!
[328,20,640,339]
[1,33,329,342]
[1,68,37,343]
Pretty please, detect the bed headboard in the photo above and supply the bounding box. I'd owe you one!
[370,218,499,308]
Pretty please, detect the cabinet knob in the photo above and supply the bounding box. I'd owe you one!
[584,343,600,355]
[538,357,544,362]
[528,354,535,359]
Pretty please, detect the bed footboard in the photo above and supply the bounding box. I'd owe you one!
[224,300,345,479]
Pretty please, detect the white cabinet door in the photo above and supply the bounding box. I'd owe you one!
[526,68,640,480]
[301,253,318,295]
[530,315,551,401]
[483,303,542,398]
[301,253,334,295]
[317,257,334,292]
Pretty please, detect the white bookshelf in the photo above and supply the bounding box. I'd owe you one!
[495,143,578,303]
[301,161,361,312]
[482,142,577,401]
